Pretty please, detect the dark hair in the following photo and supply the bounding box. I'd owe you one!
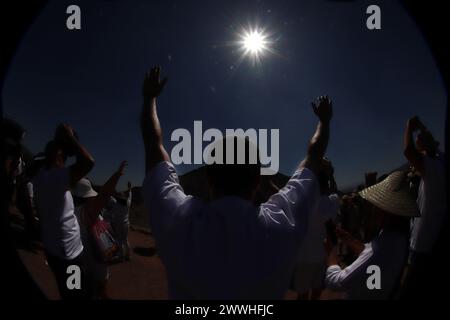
[206,136,261,199]
[44,140,66,166]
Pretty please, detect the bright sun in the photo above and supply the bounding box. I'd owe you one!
[237,27,273,65]
[242,30,268,54]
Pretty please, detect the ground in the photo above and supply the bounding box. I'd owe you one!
[10,207,340,300]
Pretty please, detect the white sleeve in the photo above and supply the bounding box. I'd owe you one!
[325,243,373,290]
[259,168,320,236]
[142,161,194,239]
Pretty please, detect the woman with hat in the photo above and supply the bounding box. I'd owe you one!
[72,161,127,299]
[324,171,419,299]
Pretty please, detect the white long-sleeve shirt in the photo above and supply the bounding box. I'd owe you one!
[142,161,320,299]
[325,229,407,300]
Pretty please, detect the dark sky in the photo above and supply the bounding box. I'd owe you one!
[3,0,447,190]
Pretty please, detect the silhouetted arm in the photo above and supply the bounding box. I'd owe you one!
[141,66,170,174]
[403,116,425,175]
[59,124,95,187]
[87,161,127,218]
[300,96,332,175]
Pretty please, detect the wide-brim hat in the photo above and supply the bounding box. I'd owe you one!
[73,178,98,198]
[359,170,420,217]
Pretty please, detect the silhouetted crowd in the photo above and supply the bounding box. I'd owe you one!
[2,66,447,300]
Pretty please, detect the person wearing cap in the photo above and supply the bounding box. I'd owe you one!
[32,124,95,300]
[72,161,127,299]
[324,171,419,300]
[402,116,447,298]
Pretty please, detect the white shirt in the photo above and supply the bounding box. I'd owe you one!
[325,230,407,300]
[105,196,130,226]
[296,193,339,263]
[143,161,320,299]
[410,153,446,253]
[33,167,83,260]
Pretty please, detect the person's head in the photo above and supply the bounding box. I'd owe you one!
[359,170,419,238]
[44,140,67,168]
[72,178,98,207]
[206,135,261,200]
[416,129,439,156]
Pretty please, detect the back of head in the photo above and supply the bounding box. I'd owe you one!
[44,140,66,168]
[206,135,261,200]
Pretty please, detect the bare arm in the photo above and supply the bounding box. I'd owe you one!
[87,161,127,218]
[141,66,170,174]
[58,124,95,187]
[300,96,333,175]
[336,226,365,256]
[403,116,424,175]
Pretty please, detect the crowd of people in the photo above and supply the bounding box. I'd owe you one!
[3,121,133,299]
[2,65,447,300]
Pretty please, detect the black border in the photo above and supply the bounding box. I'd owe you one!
[1,0,449,315]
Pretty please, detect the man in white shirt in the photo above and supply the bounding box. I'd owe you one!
[33,124,95,299]
[324,171,418,300]
[402,116,447,298]
[140,66,333,299]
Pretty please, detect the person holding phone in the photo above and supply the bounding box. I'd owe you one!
[324,171,417,300]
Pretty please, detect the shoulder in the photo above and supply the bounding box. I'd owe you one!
[143,161,178,187]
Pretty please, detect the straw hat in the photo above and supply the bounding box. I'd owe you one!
[359,171,420,217]
[72,178,98,198]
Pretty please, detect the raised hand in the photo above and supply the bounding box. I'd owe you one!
[55,123,77,143]
[311,95,333,122]
[407,116,425,132]
[143,66,168,99]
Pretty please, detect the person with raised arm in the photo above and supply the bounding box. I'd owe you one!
[140,66,333,299]
[293,158,340,300]
[73,161,128,299]
[401,116,446,298]
[324,171,418,300]
[33,124,95,299]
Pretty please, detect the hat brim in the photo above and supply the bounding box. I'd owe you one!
[73,189,98,199]
[358,173,420,218]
